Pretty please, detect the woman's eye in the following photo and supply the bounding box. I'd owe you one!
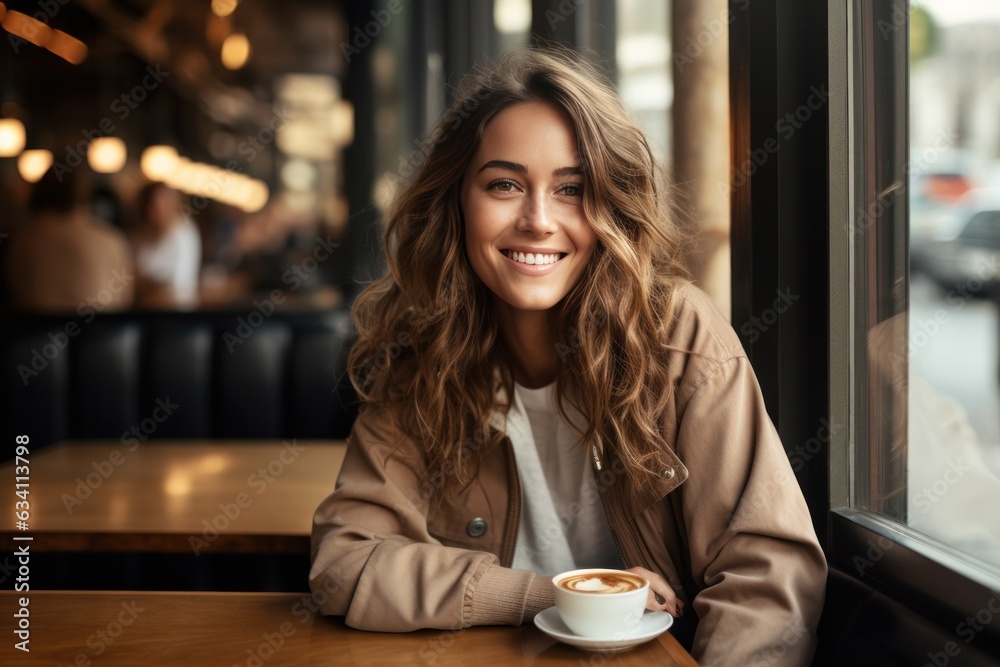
[488,179,517,193]
[559,183,584,197]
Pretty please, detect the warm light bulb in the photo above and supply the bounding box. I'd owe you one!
[211,0,239,18]
[46,29,88,65]
[221,33,250,70]
[330,100,354,147]
[281,159,317,191]
[494,0,531,34]
[241,180,269,213]
[0,117,26,157]
[17,149,53,182]
[140,145,179,181]
[87,136,127,173]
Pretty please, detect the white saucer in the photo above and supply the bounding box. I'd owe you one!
[532,606,673,652]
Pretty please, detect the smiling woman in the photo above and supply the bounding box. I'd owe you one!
[461,101,596,386]
[310,46,826,667]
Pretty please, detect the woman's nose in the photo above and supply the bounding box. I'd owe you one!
[516,195,557,235]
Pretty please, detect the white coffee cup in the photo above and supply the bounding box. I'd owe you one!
[551,568,649,639]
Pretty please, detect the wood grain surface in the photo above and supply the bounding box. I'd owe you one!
[0,440,346,553]
[0,590,699,666]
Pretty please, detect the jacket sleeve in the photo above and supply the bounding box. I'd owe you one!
[309,407,553,631]
[676,355,827,667]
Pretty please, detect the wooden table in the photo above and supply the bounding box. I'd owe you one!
[0,591,699,666]
[0,440,346,553]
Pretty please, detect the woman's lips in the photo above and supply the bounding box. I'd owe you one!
[501,249,566,265]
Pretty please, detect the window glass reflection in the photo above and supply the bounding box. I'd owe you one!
[907,0,1000,568]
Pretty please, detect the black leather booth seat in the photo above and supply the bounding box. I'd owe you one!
[1,307,358,458]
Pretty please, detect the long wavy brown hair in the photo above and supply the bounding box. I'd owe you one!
[349,47,692,500]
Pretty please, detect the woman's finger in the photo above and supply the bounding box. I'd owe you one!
[626,566,684,618]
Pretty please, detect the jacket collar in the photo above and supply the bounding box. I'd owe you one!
[493,378,689,516]
[591,442,689,517]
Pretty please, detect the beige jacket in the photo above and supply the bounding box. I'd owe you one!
[310,284,827,666]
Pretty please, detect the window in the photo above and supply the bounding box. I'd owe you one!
[905,0,1000,571]
[830,0,1000,622]
[846,0,1000,574]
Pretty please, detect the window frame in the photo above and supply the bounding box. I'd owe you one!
[827,0,1000,655]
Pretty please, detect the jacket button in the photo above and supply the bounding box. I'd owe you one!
[663,467,675,480]
[466,518,488,537]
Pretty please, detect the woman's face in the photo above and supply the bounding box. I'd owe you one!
[461,100,597,316]
[147,186,180,230]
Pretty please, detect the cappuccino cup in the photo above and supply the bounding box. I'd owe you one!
[551,568,649,639]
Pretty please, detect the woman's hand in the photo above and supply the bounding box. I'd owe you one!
[627,566,684,618]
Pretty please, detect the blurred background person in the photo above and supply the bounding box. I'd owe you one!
[132,181,202,310]
[91,182,126,232]
[5,166,134,314]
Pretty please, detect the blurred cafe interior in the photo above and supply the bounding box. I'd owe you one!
[1,0,1000,665]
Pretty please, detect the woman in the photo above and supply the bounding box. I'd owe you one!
[132,181,201,310]
[310,47,826,666]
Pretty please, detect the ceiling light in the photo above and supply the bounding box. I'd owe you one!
[221,33,250,70]
[140,145,179,181]
[211,0,239,18]
[1,10,51,48]
[88,137,127,173]
[330,101,354,147]
[0,118,26,157]
[242,180,269,213]
[281,159,317,191]
[494,0,531,34]
[46,29,88,65]
[17,149,52,182]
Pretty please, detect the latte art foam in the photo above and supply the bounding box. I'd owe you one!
[558,573,645,594]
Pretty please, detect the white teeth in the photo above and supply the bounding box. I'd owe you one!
[505,250,561,265]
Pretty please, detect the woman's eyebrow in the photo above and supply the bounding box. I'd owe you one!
[476,160,583,177]
[477,159,526,174]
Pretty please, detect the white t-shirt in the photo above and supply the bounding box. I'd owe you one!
[135,217,201,309]
[506,382,623,575]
